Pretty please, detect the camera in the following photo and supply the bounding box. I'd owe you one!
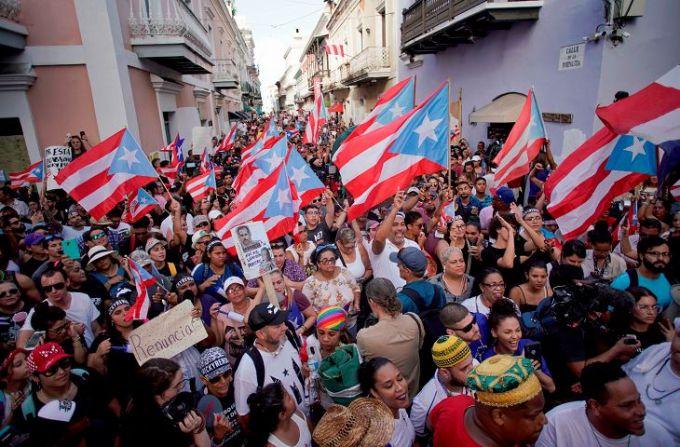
[162,392,195,426]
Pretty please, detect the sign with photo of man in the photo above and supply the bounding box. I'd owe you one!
[231,221,276,280]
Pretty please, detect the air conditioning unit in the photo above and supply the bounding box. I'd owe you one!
[610,0,645,19]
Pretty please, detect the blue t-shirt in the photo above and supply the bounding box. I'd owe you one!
[611,271,671,309]
[398,280,446,314]
[481,338,552,377]
[192,262,244,302]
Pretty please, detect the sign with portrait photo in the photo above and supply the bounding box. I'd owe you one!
[230,221,276,280]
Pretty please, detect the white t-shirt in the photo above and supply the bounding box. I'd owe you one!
[389,408,416,447]
[234,339,307,416]
[108,222,130,238]
[22,292,100,346]
[461,294,491,316]
[62,225,90,244]
[369,238,419,289]
[536,401,674,447]
[410,372,472,437]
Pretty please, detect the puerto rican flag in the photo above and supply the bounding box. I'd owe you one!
[492,89,547,192]
[596,65,680,185]
[125,258,157,321]
[234,135,287,200]
[186,169,217,201]
[545,128,648,239]
[334,77,415,196]
[345,82,450,221]
[671,178,680,200]
[324,43,345,57]
[286,144,325,207]
[159,134,184,180]
[214,164,298,250]
[303,79,327,145]
[124,188,159,224]
[200,149,212,174]
[216,124,237,154]
[55,129,159,220]
[9,160,43,189]
[441,201,457,222]
[263,118,280,141]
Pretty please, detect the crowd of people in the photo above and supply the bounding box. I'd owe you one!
[0,111,679,447]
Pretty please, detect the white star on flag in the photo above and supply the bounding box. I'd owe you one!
[277,188,291,205]
[389,103,406,119]
[624,137,647,161]
[267,152,284,170]
[118,147,140,169]
[290,165,310,185]
[413,115,442,147]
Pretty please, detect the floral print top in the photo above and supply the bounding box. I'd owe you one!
[302,267,359,311]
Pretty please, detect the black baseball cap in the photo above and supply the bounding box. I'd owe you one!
[248,303,289,332]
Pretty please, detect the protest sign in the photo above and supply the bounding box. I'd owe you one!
[44,146,72,190]
[128,300,208,365]
[231,221,276,280]
[192,126,212,155]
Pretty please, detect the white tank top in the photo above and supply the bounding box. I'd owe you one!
[337,245,365,282]
[267,412,312,447]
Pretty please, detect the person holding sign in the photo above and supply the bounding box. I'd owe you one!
[302,244,360,334]
[192,240,244,303]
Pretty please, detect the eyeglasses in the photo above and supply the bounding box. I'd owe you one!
[43,282,66,293]
[0,289,18,299]
[195,221,210,228]
[271,242,286,249]
[452,314,477,333]
[645,251,671,259]
[524,216,543,222]
[481,282,505,289]
[636,303,661,314]
[173,378,189,392]
[318,257,337,265]
[208,371,232,384]
[91,232,106,240]
[41,358,72,377]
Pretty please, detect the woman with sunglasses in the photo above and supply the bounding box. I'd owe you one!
[610,287,675,350]
[123,358,210,447]
[15,342,116,446]
[198,347,243,447]
[0,281,31,351]
[302,244,360,333]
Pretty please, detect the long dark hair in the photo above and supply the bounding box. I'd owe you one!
[358,356,393,396]
[246,382,286,447]
[129,358,180,413]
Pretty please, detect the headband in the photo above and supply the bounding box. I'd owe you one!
[175,276,195,288]
[522,208,540,217]
[107,299,129,317]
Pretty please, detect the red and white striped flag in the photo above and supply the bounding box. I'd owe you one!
[492,89,547,192]
[671,178,680,200]
[324,43,345,57]
[9,161,43,189]
[186,169,216,201]
[125,258,157,321]
[55,129,159,220]
[545,128,648,239]
[123,188,159,224]
[303,78,328,146]
[216,123,237,154]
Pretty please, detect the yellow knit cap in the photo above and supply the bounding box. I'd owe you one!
[466,355,542,407]
[431,335,471,368]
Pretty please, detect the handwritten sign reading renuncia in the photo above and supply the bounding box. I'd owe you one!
[129,300,208,365]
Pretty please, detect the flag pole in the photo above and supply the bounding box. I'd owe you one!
[447,79,452,193]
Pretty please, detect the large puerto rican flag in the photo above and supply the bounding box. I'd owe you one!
[9,160,43,189]
[286,145,326,208]
[492,89,547,191]
[345,82,450,221]
[214,164,298,250]
[545,128,648,239]
[303,78,328,145]
[216,123,237,154]
[55,129,159,220]
[186,169,216,201]
[334,77,415,196]
[596,65,680,185]
[124,188,159,224]
[234,135,287,199]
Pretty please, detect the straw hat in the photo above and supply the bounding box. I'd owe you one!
[313,398,394,447]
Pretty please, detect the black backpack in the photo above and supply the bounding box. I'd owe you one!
[400,284,446,388]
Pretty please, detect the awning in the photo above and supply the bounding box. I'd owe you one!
[469,92,527,123]
[228,111,249,120]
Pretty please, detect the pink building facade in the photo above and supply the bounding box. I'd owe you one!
[0,0,260,168]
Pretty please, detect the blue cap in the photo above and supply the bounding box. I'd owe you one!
[389,247,427,276]
[495,187,515,205]
[24,232,45,247]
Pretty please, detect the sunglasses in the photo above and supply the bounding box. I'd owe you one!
[43,282,66,293]
[453,314,477,333]
[44,233,63,242]
[91,232,106,240]
[195,221,210,228]
[208,370,232,384]
[41,358,72,377]
[0,289,18,299]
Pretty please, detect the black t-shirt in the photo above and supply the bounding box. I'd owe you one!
[480,246,524,289]
[306,220,332,245]
[198,389,244,447]
[20,257,45,278]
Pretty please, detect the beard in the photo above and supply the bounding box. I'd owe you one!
[642,257,667,273]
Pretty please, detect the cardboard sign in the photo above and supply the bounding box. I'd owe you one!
[44,146,72,190]
[231,221,276,280]
[129,300,208,365]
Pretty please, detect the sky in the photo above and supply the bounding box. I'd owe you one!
[234,0,324,111]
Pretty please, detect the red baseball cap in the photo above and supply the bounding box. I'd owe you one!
[26,342,71,374]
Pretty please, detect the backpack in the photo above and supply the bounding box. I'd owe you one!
[626,269,640,288]
[520,297,555,340]
[243,320,302,393]
[400,285,446,388]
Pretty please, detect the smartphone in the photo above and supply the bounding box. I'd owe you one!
[623,335,638,345]
[524,341,542,363]
[61,239,81,260]
[25,331,45,350]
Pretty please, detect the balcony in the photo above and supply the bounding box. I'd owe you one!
[0,0,28,56]
[213,59,239,90]
[341,47,391,86]
[129,0,213,74]
[401,0,543,54]
[307,69,329,91]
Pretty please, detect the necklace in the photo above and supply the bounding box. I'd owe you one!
[645,358,680,405]
[587,414,631,447]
